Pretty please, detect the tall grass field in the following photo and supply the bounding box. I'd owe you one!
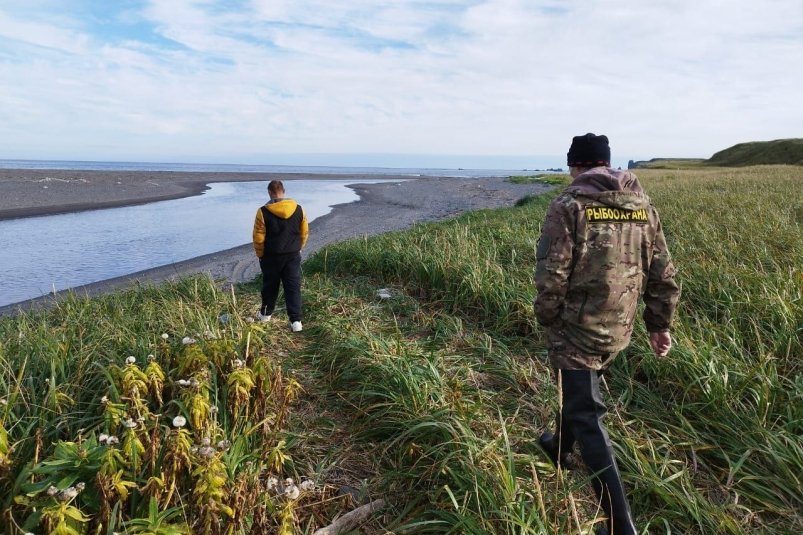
[1,165,801,534]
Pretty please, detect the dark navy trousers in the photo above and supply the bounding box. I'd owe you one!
[259,252,302,322]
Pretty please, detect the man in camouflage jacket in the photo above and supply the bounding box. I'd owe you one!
[534,133,679,535]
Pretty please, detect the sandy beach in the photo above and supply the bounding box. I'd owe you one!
[0,168,552,315]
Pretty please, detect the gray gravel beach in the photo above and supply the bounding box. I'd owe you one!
[0,168,552,315]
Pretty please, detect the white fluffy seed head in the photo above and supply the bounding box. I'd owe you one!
[284,484,300,500]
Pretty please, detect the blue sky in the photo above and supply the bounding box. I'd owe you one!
[1,0,801,168]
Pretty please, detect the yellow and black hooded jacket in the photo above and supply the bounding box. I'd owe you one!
[252,199,309,258]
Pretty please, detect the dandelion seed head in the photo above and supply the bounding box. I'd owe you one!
[106,436,119,445]
[99,433,109,442]
[284,484,300,500]
[209,406,219,414]
[176,379,191,387]
[266,476,279,490]
[284,478,294,486]
[299,480,315,491]
[172,416,187,428]
[101,395,109,404]
[147,354,155,361]
[232,359,244,369]
[181,336,197,345]
[198,445,216,458]
[75,482,86,492]
[46,485,59,496]
[161,333,169,339]
[125,356,136,365]
[58,487,78,501]
[217,439,231,450]
[122,418,137,429]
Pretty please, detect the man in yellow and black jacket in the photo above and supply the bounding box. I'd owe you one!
[252,180,308,332]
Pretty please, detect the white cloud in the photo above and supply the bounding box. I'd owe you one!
[0,0,801,166]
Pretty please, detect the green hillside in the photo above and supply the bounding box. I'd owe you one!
[707,138,803,166]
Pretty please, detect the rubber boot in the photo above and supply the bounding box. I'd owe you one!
[560,369,637,535]
[539,375,578,469]
[539,430,576,470]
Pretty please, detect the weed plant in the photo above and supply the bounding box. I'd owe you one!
[1,165,801,534]
[0,279,322,534]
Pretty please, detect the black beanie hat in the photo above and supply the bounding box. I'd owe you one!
[567,133,610,167]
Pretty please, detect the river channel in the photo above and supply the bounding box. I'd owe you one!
[0,179,387,307]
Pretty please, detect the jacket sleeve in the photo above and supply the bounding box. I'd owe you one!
[534,199,575,327]
[299,207,309,249]
[252,208,266,258]
[643,214,680,332]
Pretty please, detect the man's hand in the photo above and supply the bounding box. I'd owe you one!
[649,331,672,357]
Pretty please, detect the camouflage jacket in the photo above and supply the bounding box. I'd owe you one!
[534,167,679,355]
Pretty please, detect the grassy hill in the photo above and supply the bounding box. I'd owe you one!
[1,166,802,534]
[628,138,803,169]
[707,138,803,166]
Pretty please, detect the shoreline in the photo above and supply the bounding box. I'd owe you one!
[0,168,423,221]
[0,170,552,316]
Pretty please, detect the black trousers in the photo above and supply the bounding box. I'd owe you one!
[259,253,302,322]
[554,369,637,535]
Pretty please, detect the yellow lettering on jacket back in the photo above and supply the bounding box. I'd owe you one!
[584,206,649,224]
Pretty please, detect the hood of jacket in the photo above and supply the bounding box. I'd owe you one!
[265,199,299,219]
[566,166,650,211]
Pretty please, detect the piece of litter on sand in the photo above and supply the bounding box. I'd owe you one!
[376,288,392,299]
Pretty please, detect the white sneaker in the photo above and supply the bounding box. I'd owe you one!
[256,312,272,322]
[290,321,303,332]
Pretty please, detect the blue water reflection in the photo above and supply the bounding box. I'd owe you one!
[0,179,387,307]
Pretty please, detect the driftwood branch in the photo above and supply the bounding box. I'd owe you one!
[313,498,386,535]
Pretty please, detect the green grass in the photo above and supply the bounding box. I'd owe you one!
[632,137,803,168]
[1,164,801,534]
[630,159,707,170]
[506,174,571,186]
[707,138,803,166]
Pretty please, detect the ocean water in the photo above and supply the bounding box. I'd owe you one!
[0,159,535,178]
[0,179,393,308]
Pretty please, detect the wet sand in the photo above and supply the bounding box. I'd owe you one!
[0,168,551,315]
